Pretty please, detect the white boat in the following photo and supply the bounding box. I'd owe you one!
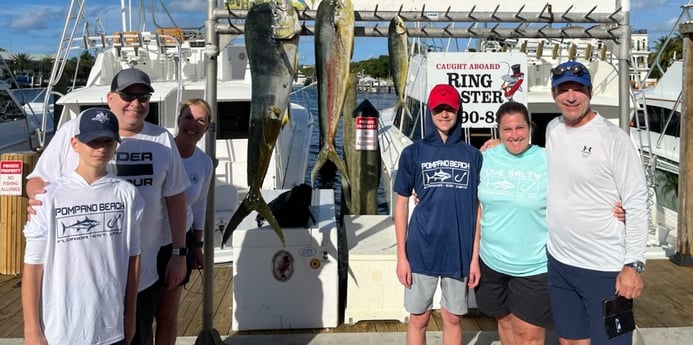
[0,85,54,152]
[293,72,310,87]
[41,1,318,264]
[629,62,684,252]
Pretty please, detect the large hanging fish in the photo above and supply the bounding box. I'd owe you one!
[222,0,301,246]
[388,15,412,125]
[310,0,354,208]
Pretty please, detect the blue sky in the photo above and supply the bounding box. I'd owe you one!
[0,0,688,64]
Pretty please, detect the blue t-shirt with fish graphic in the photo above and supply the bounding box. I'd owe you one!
[393,109,482,279]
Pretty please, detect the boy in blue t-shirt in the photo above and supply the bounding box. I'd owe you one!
[393,84,482,345]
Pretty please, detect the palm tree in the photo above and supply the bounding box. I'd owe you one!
[40,57,53,74]
[648,34,683,79]
[12,53,32,76]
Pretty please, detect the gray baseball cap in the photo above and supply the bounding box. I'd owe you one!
[110,68,155,93]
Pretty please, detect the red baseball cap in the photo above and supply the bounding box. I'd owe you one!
[428,84,460,112]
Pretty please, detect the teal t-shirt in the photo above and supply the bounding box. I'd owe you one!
[478,144,547,276]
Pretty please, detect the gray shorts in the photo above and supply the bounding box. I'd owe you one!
[404,273,469,315]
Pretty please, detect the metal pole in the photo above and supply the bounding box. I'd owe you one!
[619,0,631,133]
[195,0,224,343]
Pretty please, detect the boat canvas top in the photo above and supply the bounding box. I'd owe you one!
[639,61,682,111]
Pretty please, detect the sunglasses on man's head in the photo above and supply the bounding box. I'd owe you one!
[117,91,151,102]
[550,64,588,79]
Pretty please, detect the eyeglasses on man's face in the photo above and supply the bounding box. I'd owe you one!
[116,91,152,103]
[550,64,588,79]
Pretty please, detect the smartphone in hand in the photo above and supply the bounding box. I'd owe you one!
[603,295,635,339]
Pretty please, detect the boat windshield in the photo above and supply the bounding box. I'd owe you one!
[218,101,251,140]
[0,90,25,123]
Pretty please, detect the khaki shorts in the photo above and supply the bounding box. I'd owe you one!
[404,273,469,315]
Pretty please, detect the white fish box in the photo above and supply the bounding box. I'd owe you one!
[344,215,477,325]
[344,215,409,324]
[232,189,338,330]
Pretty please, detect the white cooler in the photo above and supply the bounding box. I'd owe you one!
[232,189,339,330]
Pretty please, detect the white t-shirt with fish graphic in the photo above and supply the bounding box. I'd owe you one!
[23,171,143,345]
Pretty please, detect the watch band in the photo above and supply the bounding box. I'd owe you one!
[172,247,188,256]
[625,261,645,273]
[195,241,204,248]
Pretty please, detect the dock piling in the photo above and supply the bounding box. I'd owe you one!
[672,21,693,266]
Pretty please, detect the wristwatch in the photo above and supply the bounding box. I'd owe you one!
[172,247,188,256]
[625,261,646,273]
[194,241,204,248]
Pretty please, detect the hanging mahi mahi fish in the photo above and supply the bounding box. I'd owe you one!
[221,0,301,246]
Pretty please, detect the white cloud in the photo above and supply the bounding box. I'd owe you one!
[8,7,63,30]
[631,0,673,10]
[166,0,207,12]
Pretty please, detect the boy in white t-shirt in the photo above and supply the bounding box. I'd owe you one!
[22,108,144,345]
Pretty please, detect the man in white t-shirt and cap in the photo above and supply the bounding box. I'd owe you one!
[26,67,189,345]
[545,60,648,345]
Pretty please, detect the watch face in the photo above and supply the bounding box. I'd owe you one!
[635,262,645,273]
[628,261,645,273]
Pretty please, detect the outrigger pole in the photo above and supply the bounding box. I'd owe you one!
[196,0,224,343]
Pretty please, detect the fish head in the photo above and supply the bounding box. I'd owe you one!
[389,15,406,37]
[271,0,301,40]
[333,0,354,30]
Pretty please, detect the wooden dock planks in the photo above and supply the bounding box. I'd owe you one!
[0,259,692,338]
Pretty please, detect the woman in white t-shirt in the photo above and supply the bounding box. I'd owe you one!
[154,99,214,345]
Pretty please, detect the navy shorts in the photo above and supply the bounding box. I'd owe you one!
[130,278,161,345]
[475,259,553,327]
[548,253,632,344]
[157,231,196,286]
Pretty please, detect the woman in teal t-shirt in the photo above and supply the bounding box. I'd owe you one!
[476,102,552,345]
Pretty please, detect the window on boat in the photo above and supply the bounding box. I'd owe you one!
[654,168,678,213]
[631,105,680,138]
[217,101,251,139]
[78,103,160,125]
[392,96,422,141]
[0,90,25,122]
[530,113,561,148]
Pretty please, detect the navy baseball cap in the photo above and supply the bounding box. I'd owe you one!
[110,68,155,93]
[550,61,592,89]
[76,108,121,143]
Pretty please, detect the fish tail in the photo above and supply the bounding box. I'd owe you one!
[311,146,353,210]
[310,147,329,187]
[281,109,291,129]
[221,197,252,246]
[253,196,286,246]
[392,100,403,120]
[403,102,414,121]
[327,148,352,210]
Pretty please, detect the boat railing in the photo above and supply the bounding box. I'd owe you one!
[377,117,400,171]
[39,0,187,151]
[216,4,627,40]
[631,3,690,171]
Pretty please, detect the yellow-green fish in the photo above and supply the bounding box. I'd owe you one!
[388,15,412,125]
[222,0,301,246]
